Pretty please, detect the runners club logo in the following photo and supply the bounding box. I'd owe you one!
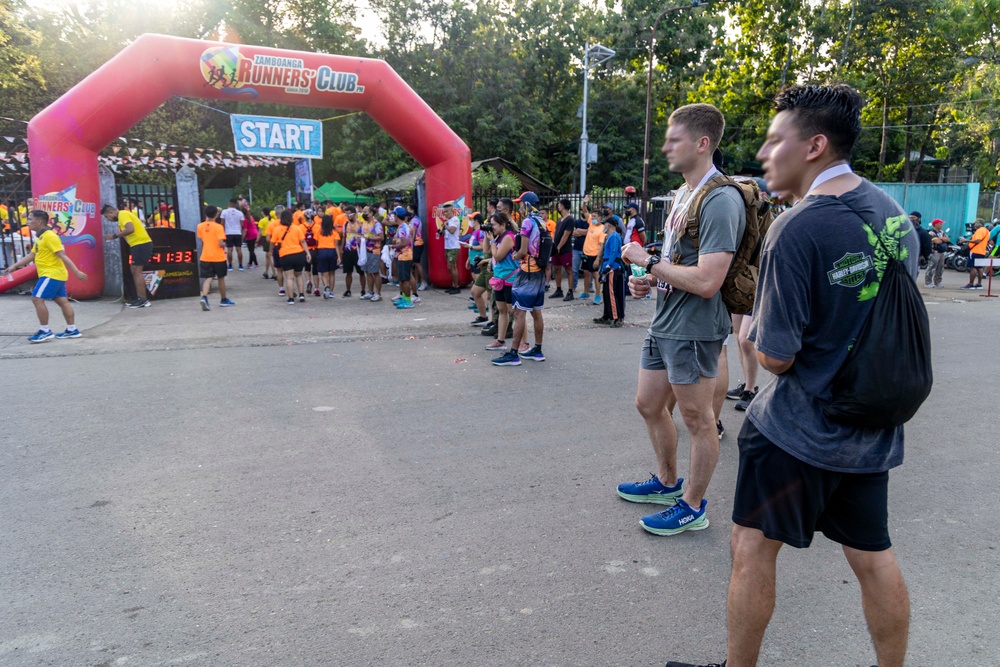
[200,46,365,97]
[34,185,97,248]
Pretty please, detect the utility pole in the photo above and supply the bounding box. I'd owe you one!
[580,42,615,197]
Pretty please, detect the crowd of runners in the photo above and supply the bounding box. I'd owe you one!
[0,81,938,667]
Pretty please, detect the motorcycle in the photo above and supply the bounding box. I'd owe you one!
[944,242,968,272]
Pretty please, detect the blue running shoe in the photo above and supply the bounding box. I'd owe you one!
[640,498,709,536]
[55,328,82,339]
[617,474,683,505]
[491,350,522,366]
[593,294,602,305]
[396,301,415,309]
[579,292,591,299]
[29,329,54,343]
[220,298,236,307]
[519,346,545,362]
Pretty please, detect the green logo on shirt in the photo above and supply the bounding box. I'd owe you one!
[828,252,874,288]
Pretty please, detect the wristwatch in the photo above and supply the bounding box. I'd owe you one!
[645,255,660,272]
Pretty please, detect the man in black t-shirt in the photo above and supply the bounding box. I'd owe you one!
[570,198,591,297]
[551,198,576,300]
[668,85,915,667]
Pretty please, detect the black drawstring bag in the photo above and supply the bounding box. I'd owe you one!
[823,207,933,429]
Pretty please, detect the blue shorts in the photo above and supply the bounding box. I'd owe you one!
[33,276,68,300]
[512,270,545,311]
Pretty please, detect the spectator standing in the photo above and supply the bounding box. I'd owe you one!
[220,200,246,270]
[437,201,462,293]
[595,209,625,327]
[408,203,428,291]
[196,206,234,310]
[623,201,647,246]
[570,200,590,298]
[551,198,575,299]
[242,205,259,268]
[580,204,606,302]
[925,218,949,287]
[277,209,311,304]
[392,207,416,309]
[361,209,385,301]
[667,84,917,667]
[617,103,746,537]
[963,220,989,289]
[492,192,546,365]
[315,214,341,299]
[484,212,519,355]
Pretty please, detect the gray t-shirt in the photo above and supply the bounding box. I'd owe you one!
[649,182,746,340]
[747,178,919,473]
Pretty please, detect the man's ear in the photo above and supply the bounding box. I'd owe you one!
[805,134,830,162]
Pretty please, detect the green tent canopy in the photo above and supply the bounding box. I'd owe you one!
[313,181,374,204]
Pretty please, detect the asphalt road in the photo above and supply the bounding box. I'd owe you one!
[1,282,997,666]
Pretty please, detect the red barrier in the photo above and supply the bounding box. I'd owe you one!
[10,34,470,298]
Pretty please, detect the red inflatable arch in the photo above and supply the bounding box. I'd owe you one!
[6,34,471,298]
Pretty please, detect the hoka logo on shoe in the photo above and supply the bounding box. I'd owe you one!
[679,515,694,526]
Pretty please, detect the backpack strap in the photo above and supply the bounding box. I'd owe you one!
[679,175,736,259]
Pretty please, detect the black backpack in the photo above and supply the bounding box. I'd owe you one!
[823,207,932,429]
[528,214,553,269]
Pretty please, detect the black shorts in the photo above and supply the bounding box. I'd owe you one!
[130,242,153,265]
[199,260,228,280]
[732,420,891,552]
[396,260,413,282]
[493,284,513,304]
[413,244,424,262]
[225,234,242,248]
[342,248,363,274]
[970,252,986,269]
[582,254,599,272]
[272,248,281,267]
[281,252,307,272]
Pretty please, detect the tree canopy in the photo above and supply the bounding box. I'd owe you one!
[2,0,998,192]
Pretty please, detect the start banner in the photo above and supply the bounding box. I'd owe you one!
[230,114,323,159]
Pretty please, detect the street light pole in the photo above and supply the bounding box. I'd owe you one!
[641,1,709,213]
[580,42,615,197]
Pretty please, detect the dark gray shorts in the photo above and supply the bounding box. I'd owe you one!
[640,334,724,385]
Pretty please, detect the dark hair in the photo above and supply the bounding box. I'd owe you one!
[205,205,219,219]
[30,210,48,223]
[499,197,514,212]
[488,197,499,209]
[262,207,271,216]
[558,197,571,211]
[320,214,334,237]
[344,204,356,214]
[280,209,294,226]
[229,199,238,206]
[490,211,515,233]
[101,204,116,215]
[773,84,864,160]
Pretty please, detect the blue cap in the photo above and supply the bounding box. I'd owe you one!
[393,206,407,218]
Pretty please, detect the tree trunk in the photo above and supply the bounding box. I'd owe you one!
[903,107,912,182]
[911,105,939,183]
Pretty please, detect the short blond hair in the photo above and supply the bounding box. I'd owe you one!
[668,103,725,151]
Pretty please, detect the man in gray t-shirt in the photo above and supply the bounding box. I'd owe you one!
[616,103,745,538]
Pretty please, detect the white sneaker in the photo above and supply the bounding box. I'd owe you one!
[361,292,372,299]
[412,295,421,303]
[370,294,382,302]
[419,282,429,291]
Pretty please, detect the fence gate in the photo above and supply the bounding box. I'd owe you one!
[114,183,182,227]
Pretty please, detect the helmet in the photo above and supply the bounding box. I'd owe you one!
[514,191,539,207]
[624,186,636,195]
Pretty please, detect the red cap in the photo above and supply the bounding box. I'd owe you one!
[932,218,945,225]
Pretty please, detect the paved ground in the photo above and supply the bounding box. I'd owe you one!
[0,263,997,666]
